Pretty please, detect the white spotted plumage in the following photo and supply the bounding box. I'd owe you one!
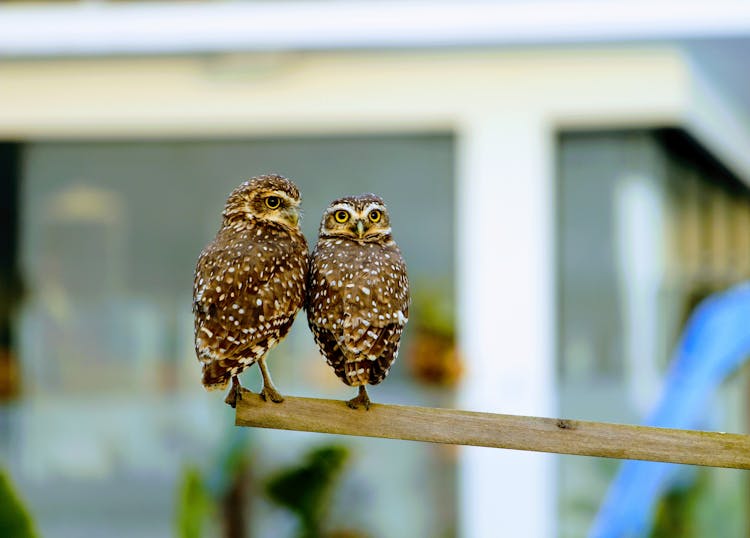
[193,174,308,406]
[307,194,409,409]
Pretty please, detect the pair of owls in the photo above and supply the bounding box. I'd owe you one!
[193,174,409,410]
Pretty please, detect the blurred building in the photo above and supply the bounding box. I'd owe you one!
[1,2,750,537]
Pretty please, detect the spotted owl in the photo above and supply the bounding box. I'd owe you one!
[307,194,409,409]
[193,174,308,407]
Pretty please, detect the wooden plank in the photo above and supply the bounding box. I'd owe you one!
[235,392,750,470]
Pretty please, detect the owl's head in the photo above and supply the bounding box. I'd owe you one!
[319,193,392,242]
[222,174,302,229]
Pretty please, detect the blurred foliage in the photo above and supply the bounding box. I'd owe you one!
[265,445,350,538]
[210,427,255,538]
[0,349,21,401]
[410,278,455,338]
[407,278,462,387]
[176,426,256,538]
[176,466,214,538]
[0,468,38,538]
[650,468,748,538]
[177,439,360,538]
[407,328,463,387]
[215,428,252,495]
[651,474,700,538]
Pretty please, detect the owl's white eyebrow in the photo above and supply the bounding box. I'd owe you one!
[262,191,297,203]
[326,204,353,214]
[362,202,385,215]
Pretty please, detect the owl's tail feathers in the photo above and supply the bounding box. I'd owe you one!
[201,361,231,391]
[343,359,372,386]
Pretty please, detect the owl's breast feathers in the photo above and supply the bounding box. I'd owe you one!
[308,238,409,386]
[193,221,308,389]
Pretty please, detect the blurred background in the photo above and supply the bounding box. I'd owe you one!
[0,1,749,537]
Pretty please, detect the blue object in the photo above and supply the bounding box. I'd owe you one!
[589,282,750,538]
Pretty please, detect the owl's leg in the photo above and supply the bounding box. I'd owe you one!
[257,357,284,403]
[224,376,243,408]
[346,385,371,410]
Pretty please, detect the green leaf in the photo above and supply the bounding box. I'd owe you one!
[176,466,214,538]
[0,468,38,538]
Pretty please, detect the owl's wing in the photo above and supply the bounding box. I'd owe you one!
[307,239,409,386]
[310,320,403,387]
[193,230,307,367]
[339,247,409,385]
[309,324,349,383]
[343,320,405,385]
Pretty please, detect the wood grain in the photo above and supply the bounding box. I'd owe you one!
[235,392,750,470]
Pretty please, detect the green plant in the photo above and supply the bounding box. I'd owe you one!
[176,466,214,538]
[265,445,350,538]
[0,468,38,538]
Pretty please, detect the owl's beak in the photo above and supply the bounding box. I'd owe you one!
[285,207,300,226]
[356,220,365,238]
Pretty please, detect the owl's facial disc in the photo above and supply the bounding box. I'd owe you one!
[322,202,390,241]
[223,175,303,229]
[224,189,300,228]
[248,189,300,228]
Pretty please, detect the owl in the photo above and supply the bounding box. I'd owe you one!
[193,174,308,407]
[308,194,409,409]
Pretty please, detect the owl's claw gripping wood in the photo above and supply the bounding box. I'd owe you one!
[259,385,284,403]
[224,376,244,408]
[258,357,284,403]
[346,386,371,410]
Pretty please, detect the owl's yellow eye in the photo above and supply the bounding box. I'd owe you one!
[265,196,281,209]
[334,210,349,223]
[368,210,382,223]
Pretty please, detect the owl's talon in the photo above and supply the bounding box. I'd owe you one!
[346,386,371,410]
[257,357,283,403]
[224,377,244,408]
[260,386,284,403]
[224,389,240,408]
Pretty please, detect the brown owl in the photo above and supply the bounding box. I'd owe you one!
[193,174,308,407]
[308,194,409,409]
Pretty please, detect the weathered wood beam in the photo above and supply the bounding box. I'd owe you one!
[235,392,750,470]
